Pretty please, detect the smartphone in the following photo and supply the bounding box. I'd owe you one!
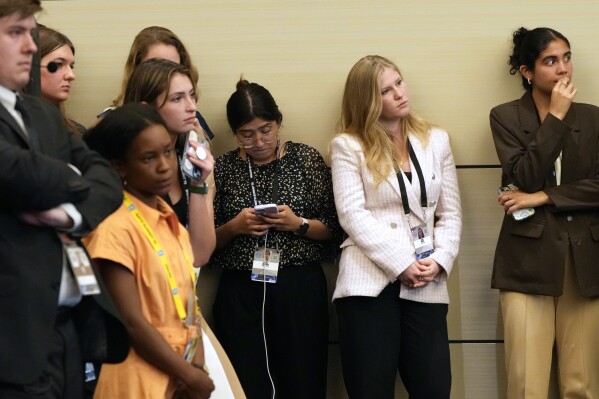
[182,131,208,181]
[255,204,279,215]
[497,184,535,221]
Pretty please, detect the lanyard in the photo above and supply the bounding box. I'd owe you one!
[246,141,281,207]
[176,154,190,226]
[123,192,197,322]
[246,143,281,251]
[396,140,427,216]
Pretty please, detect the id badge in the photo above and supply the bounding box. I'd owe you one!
[183,291,201,362]
[59,233,100,295]
[251,247,280,283]
[183,335,200,363]
[411,224,435,260]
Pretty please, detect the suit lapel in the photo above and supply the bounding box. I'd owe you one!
[0,102,32,148]
[385,136,427,223]
[518,92,559,186]
[21,96,45,152]
[518,92,541,136]
[407,136,428,222]
[518,91,581,186]
[519,92,580,137]
[560,106,581,183]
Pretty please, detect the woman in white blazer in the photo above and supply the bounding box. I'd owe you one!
[330,55,462,399]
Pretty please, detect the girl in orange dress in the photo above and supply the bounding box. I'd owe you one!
[83,103,214,399]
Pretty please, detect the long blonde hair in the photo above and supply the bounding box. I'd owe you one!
[340,55,432,185]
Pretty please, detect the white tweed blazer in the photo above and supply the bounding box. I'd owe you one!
[330,129,462,303]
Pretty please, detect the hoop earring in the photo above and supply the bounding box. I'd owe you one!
[527,78,531,85]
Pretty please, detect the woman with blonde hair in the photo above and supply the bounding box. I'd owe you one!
[330,55,462,398]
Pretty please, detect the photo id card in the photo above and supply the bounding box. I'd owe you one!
[411,224,435,260]
[59,233,100,295]
[251,247,280,283]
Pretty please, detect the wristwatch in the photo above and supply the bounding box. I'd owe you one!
[189,183,209,195]
[294,217,310,236]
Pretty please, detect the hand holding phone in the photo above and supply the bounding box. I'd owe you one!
[254,204,279,215]
[497,184,535,221]
[182,131,208,181]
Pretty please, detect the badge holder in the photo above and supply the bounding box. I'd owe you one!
[183,290,202,363]
[58,233,100,295]
[410,223,435,260]
[251,246,281,283]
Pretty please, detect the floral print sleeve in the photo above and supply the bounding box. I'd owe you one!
[210,142,341,270]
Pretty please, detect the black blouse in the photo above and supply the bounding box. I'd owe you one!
[210,141,340,270]
[163,154,189,227]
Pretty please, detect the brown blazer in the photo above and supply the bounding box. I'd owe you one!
[491,91,599,297]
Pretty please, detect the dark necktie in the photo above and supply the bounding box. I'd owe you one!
[15,96,41,151]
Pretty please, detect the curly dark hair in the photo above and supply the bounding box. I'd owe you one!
[508,27,570,91]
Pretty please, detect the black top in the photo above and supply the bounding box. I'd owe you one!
[195,110,214,139]
[163,154,190,226]
[210,142,341,270]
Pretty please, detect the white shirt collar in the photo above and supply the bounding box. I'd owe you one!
[0,84,17,112]
[0,85,28,134]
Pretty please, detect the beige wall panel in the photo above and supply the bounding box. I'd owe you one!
[38,1,595,397]
[451,344,560,399]
[447,168,505,340]
[450,344,506,399]
[40,0,599,165]
[328,343,560,399]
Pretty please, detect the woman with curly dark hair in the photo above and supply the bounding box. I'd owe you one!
[491,27,599,397]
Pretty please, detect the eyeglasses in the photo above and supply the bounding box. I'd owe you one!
[237,126,280,149]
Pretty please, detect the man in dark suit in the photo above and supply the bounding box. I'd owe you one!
[0,1,125,397]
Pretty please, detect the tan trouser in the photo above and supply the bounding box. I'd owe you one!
[500,250,599,399]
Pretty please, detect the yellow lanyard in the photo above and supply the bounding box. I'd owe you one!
[123,192,197,321]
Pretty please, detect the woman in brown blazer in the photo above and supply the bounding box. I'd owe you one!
[491,27,599,398]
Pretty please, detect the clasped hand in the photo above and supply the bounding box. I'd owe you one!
[174,368,214,399]
[399,258,441,289]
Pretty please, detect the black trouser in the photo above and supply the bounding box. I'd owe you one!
[214,262,329,399]
[0,308,84,399]
[336,281,451,399]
